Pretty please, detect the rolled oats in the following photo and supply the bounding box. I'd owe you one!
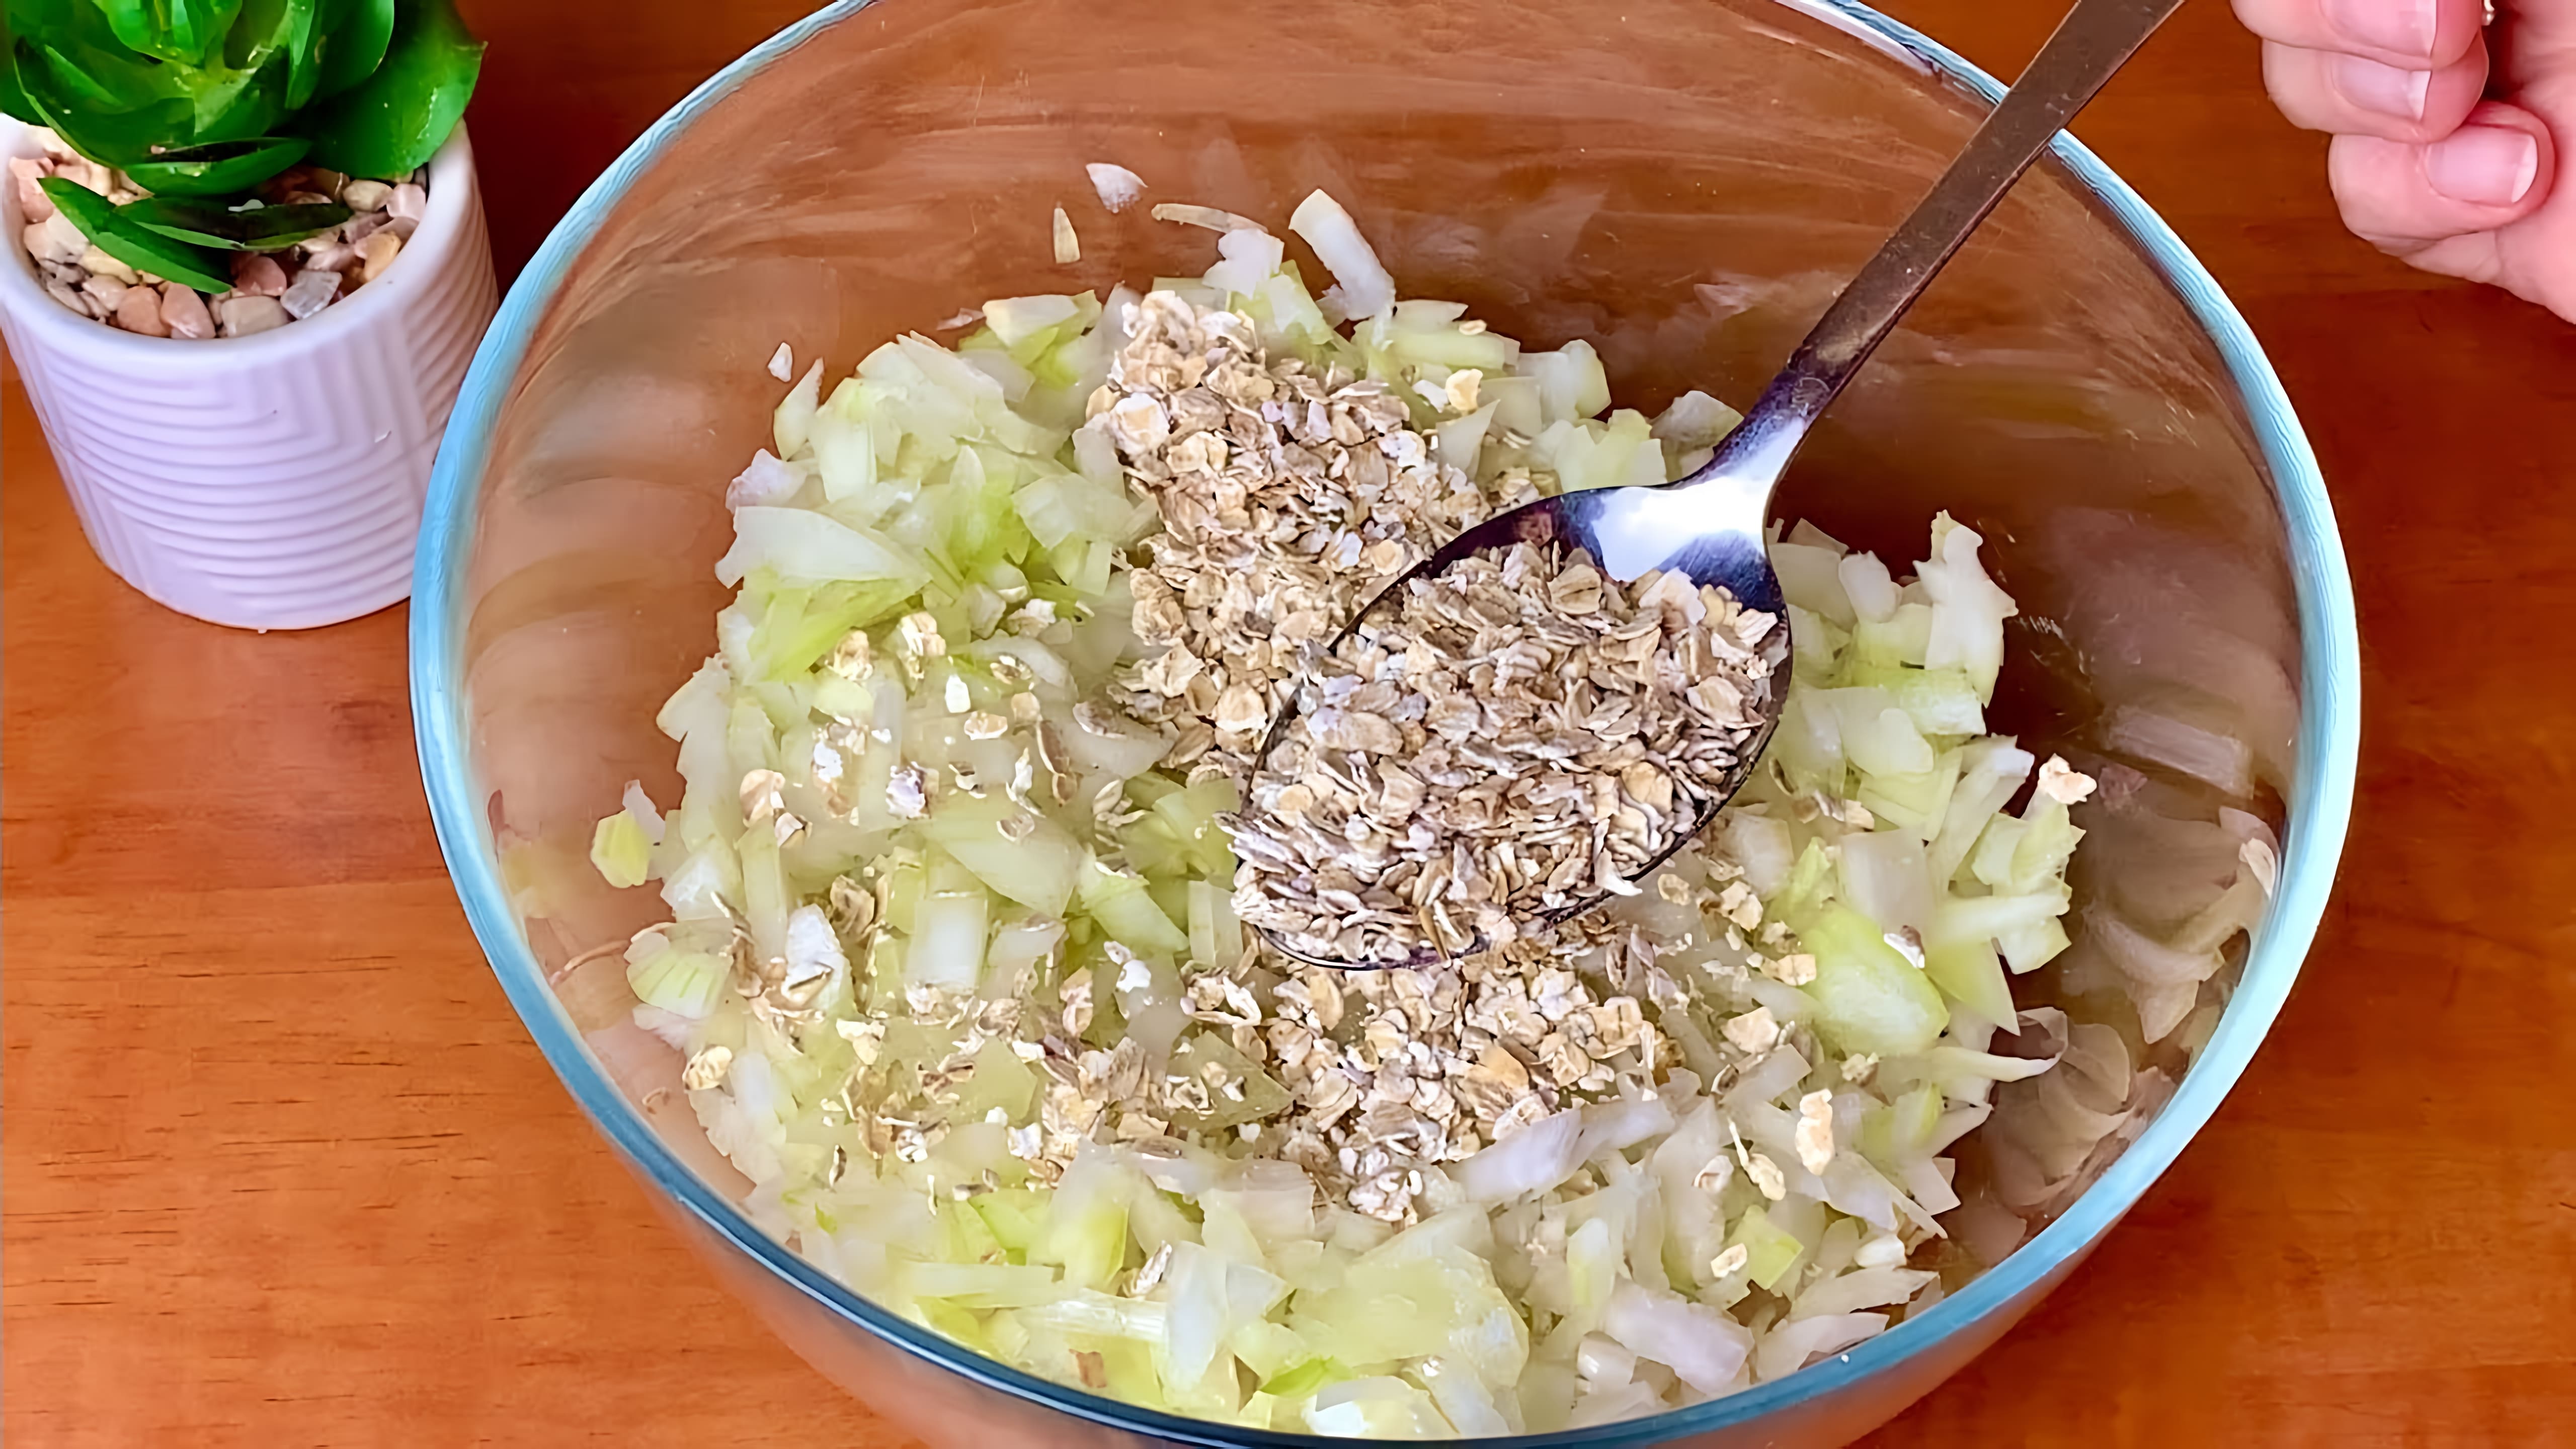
[1235,539,1777,964]
[1794,1088,1836,1174]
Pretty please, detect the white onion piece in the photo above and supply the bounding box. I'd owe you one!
[1204,226,1284,298]
[1085,162,1146,211]
[1577,1095,1677,1161]
[727,449,807,511]
[1838,831,1935,935]
[1602,1281,1752,1394]
[1791,1265,1938,1321]
[620,780,666,844]
[715,507,924,589]
[1289,189,1394,320]
[1753,1311,1888,1383]
[1150,201,1263,232]
[1838,550,1900,623]
[1458,1107,1585,1202]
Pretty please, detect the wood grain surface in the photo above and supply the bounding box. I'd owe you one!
[7,0,2574,1444]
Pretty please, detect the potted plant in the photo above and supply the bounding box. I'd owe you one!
[0,0,496,630]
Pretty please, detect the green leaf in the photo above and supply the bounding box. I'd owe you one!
[73,0,237,66]
[119,133,306,194]
[85,0,187,63]
[309,0,384,99]
[120,193,346,249]
[168,0,246,65]
[172,0,304,140]
[39,175,232,290]
[220,0,296,69]
[0,0,37,121]
[303,0,476,178]
[0,0,34,120]
[13,37,187,163]
[0,57,34,127]
[41,36,177,110]
[278,0,319,106]
[29,0,186,111]
[173,54,275,139]
[0,0,37,120]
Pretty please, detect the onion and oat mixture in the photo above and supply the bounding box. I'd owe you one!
[1235,540,1780,965]
[591,189,2118,1437]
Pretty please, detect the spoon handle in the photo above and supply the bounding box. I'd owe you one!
[1714,0,2189,487]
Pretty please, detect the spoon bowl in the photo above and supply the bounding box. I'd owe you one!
[1253,0,2187,969]
[1246,469,1796,971]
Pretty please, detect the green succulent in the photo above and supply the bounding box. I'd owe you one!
[3,0,480,292]
[2,0,483,181]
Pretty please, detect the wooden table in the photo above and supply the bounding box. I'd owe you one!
[7,0,2573,1443]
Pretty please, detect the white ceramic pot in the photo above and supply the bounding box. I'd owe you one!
[0,118,498,631]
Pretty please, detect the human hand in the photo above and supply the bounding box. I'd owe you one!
[2236,0,2574,320]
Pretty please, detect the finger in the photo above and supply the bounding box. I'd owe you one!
[2328,102,2555,254]
[2230,0,2486,69]
[2260,34,2487,141]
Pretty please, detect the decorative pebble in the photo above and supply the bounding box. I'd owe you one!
[215,293,291,337]
[24,214,84,265]
[9,156,52,220]
[280,266,341,320]
[50,156,111,195]
[12,124,423,335]
[357,230,403,285]
[160,284,215,340]
[232,253,289,296]
[113,285,170,336]
[78,246,139,285]
[301,240,357,274]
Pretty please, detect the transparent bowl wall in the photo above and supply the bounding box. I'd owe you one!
[412,0,2360,1444]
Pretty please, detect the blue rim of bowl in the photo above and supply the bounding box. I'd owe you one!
[411,1,2359,1441]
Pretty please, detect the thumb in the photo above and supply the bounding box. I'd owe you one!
[2328,100,2554,260]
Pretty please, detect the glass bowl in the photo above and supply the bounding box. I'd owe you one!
[410,0,2360,1442]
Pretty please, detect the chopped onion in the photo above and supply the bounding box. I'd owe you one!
[593,195,2132,1439]
[1753,1311,1888,1383]
[773,359,824,457]
[1288,190,1394,320]
[982,293,1080,347]
[1086,162,1147,211]
[715,507,926,590]
[1151,201,1263,232]
[728,449,808,511]
[1602,1280,1752,1394]
[1649,388,1743,456]
[1459,1107,1585,1202]
[588,811,651,889]
[1305,1378,1449,1438]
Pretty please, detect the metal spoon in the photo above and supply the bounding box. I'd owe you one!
[1255,0,2186,969]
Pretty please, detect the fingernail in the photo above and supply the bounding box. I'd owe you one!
[2328,54,2430,119]
[2324,0,2437,58]
[2425,125,2541,205]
